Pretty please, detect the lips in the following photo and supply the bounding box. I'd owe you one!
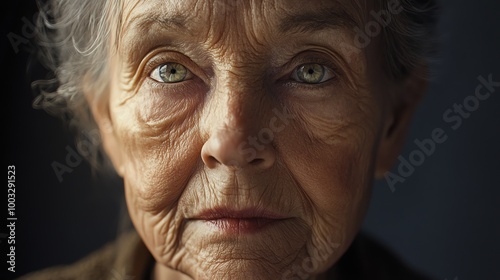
[194,207,288,234]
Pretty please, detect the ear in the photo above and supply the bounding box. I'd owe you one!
[84,83,125,177]
[374,68,428,179]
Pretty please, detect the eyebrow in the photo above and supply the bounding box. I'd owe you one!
[118,12,189,57]
[127,13,189,35]
[119,7,359,57]
[125,7,358,36]
[279,9,358,34]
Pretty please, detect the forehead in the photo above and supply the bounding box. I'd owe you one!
[121,0,364,29]
[118,0,368,58]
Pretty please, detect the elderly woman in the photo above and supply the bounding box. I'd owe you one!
[22,0,439,279]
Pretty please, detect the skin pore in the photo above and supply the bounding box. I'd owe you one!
[87,0,425,279]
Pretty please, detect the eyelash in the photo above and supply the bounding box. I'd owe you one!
[291,63,335,83]
[142,60,205,99]
[145,53,341,93]
[280,56,341,89]
[147,56,193,78]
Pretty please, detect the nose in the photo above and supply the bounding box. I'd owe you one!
[201,126,276,169]
[200,67,278,170]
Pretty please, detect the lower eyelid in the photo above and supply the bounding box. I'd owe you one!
[145,75,206,95]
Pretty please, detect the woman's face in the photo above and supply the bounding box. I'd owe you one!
[93,0,416,278]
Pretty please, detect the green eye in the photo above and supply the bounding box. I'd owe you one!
[293,63,334,84]
[153,63,188,83]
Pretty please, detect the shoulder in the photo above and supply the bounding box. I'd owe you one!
[17,230,153,280]
[333,231,435,280]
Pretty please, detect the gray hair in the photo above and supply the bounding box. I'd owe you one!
[32,0,441,170]
[33,0,123,170]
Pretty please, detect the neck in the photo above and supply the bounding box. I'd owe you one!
[153,263,192,280]
[152,263,340,280]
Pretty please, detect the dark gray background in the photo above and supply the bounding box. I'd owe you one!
[3,0,499,279]
[362,1,500,279]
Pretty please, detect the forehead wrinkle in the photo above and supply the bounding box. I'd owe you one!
[118,0,205,52]
[120,12,189,47]
[206,1,362,60]
[117,0,368,78]
[210,1,327,65]
[279,8,359,35]
[133,14,188,35]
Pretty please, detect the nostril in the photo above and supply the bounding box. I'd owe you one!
[202,153,220,169]
[249,158,264,165]
[208,156,219,164]
[201,128,276,169]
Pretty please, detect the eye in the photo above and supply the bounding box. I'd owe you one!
[150,63,190,83]
[291,63,335,84]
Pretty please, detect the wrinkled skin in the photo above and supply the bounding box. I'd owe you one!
[89,0,425,279]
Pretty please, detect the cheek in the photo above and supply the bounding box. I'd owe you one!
[281,94,380,201]
[113,88,204,211]
[110,88,204,257]
[276,93,381,263]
